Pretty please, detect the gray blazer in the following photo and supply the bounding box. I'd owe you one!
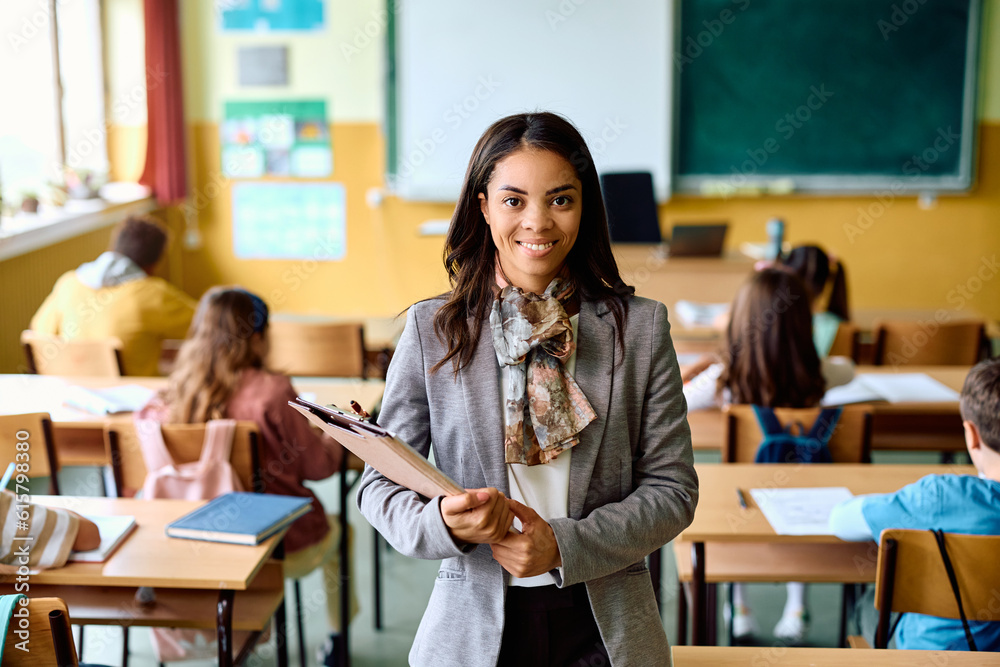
[356,295,698,667]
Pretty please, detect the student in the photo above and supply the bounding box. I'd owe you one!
[683,268,854,413]
[779,245,849,358]
[29,215,196,376]
[683,269,854,643]
[830,358,1000,650]
[138,287,355,666]
[0,494,100,572]
[357,112,697,667]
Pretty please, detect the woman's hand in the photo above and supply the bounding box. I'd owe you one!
[490,499,561,578]
[440,488,513,545]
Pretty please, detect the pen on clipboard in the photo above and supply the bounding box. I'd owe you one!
[0,462,16,490]
[736,488,748,510]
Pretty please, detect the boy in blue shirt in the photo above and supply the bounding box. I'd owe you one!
[829,358,1000,650]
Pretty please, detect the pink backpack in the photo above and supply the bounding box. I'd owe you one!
[136,419,243,500]
[135,418,250,661]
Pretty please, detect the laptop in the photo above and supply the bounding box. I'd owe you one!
[667,224,728,257]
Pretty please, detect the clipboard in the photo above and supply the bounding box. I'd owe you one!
[287,397,463,499]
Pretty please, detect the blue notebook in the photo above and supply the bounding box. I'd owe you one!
[165,492,312,545]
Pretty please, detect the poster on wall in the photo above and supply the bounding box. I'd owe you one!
[232,182,346,260]
[219,0,325,32]
[222,100,332,178]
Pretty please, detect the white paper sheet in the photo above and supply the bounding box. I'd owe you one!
[822,372,960,406]
[749,487,853,535]
[855,373,960,403]
[63,384,156,415]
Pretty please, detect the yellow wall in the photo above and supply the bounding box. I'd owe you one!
[168,0,1000,321]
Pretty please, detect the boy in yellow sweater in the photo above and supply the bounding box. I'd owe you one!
[29,216,196,376]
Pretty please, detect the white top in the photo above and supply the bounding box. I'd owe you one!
[503,314,578,587]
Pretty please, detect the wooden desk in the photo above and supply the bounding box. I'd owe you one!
[0,496,288,667]
[613,244,754,306]
[679,463,975,645]
[0,374,387,467]
[672,645,998,666]
[685,366,967,453]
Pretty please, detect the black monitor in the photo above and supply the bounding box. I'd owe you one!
[600,172,661,244]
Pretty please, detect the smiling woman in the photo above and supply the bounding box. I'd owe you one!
[357,112,698,667]
[478,148,581,295]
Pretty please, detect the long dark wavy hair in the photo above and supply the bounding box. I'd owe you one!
[780,245,850,321]
[432,111,634,374]
[718,269,826,408]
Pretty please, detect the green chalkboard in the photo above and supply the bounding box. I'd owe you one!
[676,0,980,193]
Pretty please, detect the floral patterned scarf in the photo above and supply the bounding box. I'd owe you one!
[489,268,597,466]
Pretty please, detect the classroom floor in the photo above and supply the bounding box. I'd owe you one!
[65,448,953,666]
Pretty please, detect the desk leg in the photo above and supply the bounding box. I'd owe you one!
[274,596,289,667]
[649,546,662,607]
[690,542,707,646]
[217,589,235,667]
[339,466,351,667]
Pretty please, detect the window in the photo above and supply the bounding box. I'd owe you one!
[0,0,108,212]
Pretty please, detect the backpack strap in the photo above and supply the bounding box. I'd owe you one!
[807,407,843,446]
[751,405,786,436]
[932,529,978,651]
[199,419,237,464]
[134,419,177,472]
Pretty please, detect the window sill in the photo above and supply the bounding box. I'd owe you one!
[0,196,156,262]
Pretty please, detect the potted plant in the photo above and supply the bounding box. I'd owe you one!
[20,192,39,213]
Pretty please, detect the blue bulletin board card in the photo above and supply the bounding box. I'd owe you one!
[232,183,346,260]
[220,0,325,32]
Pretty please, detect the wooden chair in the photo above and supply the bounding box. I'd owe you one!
[104,421,262,500]
[0,413,61,495]
[828,322,860,362]
[674,405,874,646]
[21,331,124,377]
[872,320,986,366]
[1,597,80,666]
[722,404,873,464]
[869,529,1000,649]
[102,421,263,666]
[266,321,367,378]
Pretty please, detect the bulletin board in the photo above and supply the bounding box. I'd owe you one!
[232,182,346,260]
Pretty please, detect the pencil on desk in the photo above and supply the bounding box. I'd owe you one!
[736,488,748,509]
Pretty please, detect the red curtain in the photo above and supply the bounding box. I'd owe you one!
[139,0,187,204]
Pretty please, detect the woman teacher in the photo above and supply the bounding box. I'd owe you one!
[357,112,697,666]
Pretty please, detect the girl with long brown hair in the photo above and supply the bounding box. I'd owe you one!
[684,269,854,643]
[140,287,354,666]
[357,112,697,666]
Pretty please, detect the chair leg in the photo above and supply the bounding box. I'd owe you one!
[293,580,306,667]
[77,625,85,658]
[676,581,688,646]
[727,583,735,647]
[706,583,718,646]
[373,527,383,630]
[122,626,130,667]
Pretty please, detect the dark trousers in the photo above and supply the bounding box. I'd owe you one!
[498,583,610,667]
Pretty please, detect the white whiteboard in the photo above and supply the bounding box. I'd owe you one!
[390,0,673,202]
